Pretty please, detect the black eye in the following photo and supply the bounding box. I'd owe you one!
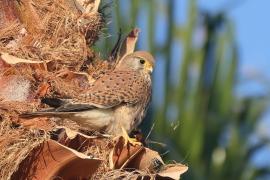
[140,59,145,64]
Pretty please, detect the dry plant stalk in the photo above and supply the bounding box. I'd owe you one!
[0,0,103,70]
[0,119,48,179]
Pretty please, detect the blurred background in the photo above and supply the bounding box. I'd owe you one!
[97,0,270,179]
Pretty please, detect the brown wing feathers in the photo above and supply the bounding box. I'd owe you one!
[77,71,147,107]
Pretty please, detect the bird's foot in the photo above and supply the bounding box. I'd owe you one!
[124,136,142,146]
[121,126,141,146]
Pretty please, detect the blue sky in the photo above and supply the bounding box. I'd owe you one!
[198,0,270,85]
[149,0,270,104]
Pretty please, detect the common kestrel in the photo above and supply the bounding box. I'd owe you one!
[21,51,155,145]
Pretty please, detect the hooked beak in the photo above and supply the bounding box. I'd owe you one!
[145,62,153,73]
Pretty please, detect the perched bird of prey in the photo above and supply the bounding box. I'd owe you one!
[21,51,155,145]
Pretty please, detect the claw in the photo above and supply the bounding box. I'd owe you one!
[121,126,141,146]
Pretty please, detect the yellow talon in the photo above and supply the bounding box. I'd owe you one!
[121,126,141,146]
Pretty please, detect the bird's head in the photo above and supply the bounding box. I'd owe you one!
[116,51,155,74]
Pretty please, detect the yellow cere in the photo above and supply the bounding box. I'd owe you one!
[144,60,153,73]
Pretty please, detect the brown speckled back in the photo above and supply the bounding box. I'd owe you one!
[77,71,151,108]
